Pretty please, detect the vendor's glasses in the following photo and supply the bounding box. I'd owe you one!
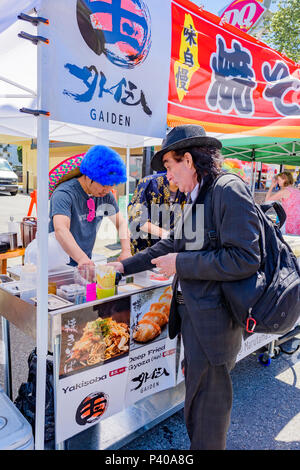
[87,197,96,222]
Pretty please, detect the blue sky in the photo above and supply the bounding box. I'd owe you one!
[190,0,231,16]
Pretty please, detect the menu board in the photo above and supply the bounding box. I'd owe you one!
[125,286,177,406]
[56,286,177,442]
[56,298,131,442]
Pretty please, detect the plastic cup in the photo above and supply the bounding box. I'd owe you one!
[74,265,97,301]
[96,265,116,299]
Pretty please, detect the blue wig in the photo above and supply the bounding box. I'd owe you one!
[80,145,127,186]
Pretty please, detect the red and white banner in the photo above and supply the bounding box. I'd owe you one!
[168,0,300,138]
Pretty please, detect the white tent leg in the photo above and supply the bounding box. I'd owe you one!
[125,147,130,223]
[34,33,50,451]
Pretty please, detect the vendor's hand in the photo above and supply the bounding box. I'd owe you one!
[77,255,95,268]
[107,261,124,274]
[151,253,178,277]
[117,250,132,262]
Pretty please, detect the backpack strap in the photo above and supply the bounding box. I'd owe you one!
[260,201,286,229]
[206,172,233,250]
[206,172,266,266]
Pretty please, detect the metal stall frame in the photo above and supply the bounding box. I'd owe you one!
[0,274,187,450]
[3,264,298,449]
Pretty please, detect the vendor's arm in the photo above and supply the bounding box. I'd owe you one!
[53,214,94,267]
[140,221,169,239]
[108,211,132,260]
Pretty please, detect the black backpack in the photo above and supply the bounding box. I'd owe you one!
[208,173,300,335]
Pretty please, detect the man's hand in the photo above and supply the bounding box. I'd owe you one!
[151,253,178,277]
[106,261,124,273]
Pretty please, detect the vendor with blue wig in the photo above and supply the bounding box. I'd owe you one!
[49,145,131,267]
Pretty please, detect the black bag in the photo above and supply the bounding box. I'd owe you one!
[208,174,300,335]
[14,348,55,442]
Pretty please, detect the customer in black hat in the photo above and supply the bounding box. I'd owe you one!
[108,125,261,450]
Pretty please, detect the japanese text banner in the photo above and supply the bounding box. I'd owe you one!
[168,0,300,138]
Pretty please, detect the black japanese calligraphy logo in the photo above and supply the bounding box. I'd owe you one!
[77,0,151,69]
[131,367,170,391]
[63,63,152,115]
[75,391,109,425]
[262,61,300,116]
[206,35,256,116]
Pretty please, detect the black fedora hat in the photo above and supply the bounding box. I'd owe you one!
[151,125,222,172]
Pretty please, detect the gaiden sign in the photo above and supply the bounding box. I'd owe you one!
[168,0,300,138]
[40,0,171,138]
[220,0,265,33]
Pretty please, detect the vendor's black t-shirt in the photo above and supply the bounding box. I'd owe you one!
[49,178,119,265]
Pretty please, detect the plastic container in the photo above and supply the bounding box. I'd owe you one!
[74,265,97,301]
[96,264,116,299]
[48,265,75,289]
[57,283,86,304]
[20,264,37,287]
[8,216,22,247]
[0,281,36,302]
[0,232,18,250]
[0,387,34,450]
[0,275,14,284]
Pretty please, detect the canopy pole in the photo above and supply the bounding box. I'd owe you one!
[125,147,130,223]
[34,22,50,451]
[250,149,256,194]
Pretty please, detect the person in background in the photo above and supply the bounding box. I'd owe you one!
[295,170,300,188]
[49,145,132,267]
[265,171,300,235]
[108,124,261,450]
[127,172,187,255]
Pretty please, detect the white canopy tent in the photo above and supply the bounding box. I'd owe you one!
[0,7,166,451]
[2,0,298,451]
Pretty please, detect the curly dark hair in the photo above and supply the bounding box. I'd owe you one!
[172,146,224,184]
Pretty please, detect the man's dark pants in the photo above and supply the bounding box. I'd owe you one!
[178,303,236,450]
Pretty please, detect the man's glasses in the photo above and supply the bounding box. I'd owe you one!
[87,197,96,222]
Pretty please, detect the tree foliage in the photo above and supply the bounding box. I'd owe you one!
[262,0,300,62]
[17,145,22,164]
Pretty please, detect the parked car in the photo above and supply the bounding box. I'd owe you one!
[0,158,19,195]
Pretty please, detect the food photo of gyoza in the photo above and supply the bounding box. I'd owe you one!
[130,286,172,351]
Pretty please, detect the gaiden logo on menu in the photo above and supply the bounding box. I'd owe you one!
[75,391,109,425]
[77,0,152,68]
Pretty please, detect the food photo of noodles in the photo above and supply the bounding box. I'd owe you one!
[68,317,130,366]
[60,298,130,377]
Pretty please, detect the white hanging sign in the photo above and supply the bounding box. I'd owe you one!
[39,0,171,138]
[125,286,177,406]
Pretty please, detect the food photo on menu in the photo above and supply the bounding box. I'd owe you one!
[59,297,130,377]
[130,286,172,351]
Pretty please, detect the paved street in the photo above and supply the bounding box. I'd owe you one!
[0,191,300,450]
